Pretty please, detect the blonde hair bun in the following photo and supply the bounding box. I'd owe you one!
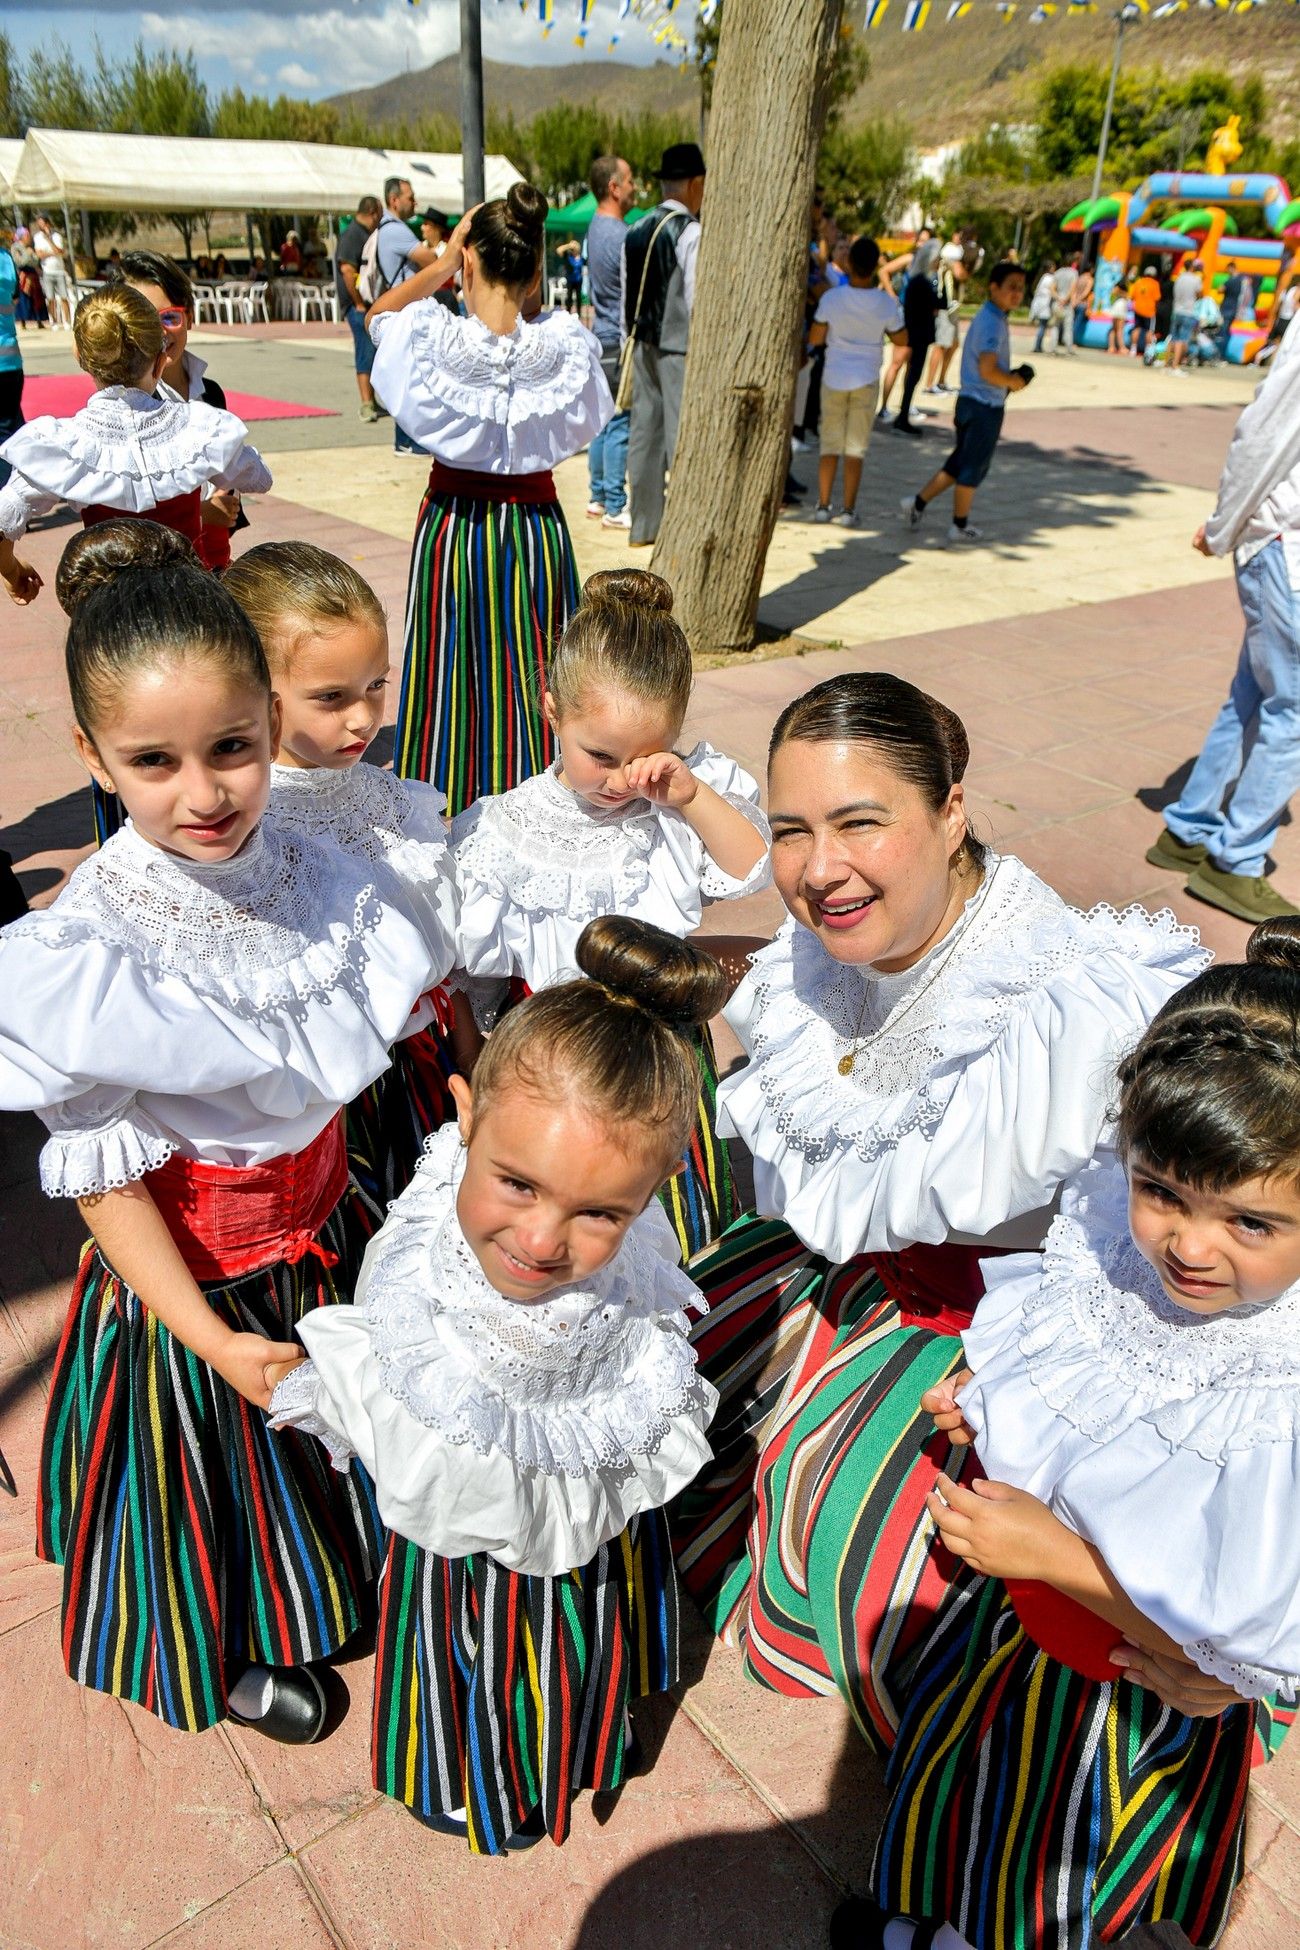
[55,519,197,618]
[581,569,675,615]
[575,915,728,1029]
[73,285,165,390]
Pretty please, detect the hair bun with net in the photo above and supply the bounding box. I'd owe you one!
[55,519,199,618]
[575,916,728,1030]
[504,181,548,242]
[1247,916,1300,975]
[580,568,675,615]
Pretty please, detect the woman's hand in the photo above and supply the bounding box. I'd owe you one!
[447,207,478,257]
[921,1367,976,1447]
[926,1475,1064,1581]
[623,751,697,810]
[213,1332,304,1410]
[1110,1643,1247,1717]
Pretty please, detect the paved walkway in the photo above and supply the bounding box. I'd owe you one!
[2,326,1297,1948]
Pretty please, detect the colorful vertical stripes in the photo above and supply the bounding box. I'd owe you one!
[372,1513,677,1853]
[394,484,578,812]
[345,1019,459,1212]
[91,779,123,848]
[659,1025,740,1262]
[36,1186,384,1731]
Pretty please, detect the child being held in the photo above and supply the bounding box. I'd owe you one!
[271,917,721,1851]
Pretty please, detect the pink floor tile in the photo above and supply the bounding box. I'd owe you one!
[150,1859,343,1947]
[221,1649,380,1852]
[969,756,1126,826]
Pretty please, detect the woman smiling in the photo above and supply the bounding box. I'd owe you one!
[674,671,1210,1736]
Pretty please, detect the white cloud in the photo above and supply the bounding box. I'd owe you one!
[277,61,320,88]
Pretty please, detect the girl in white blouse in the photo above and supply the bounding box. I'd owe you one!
[270,917,720,1853]
[452,567,771,1254]
[0,552,442,1747]
[366,183,611,812]
[838,920,1300,1950]
[225,540,463,1204]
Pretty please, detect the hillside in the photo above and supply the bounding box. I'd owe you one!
[325,53,698,132]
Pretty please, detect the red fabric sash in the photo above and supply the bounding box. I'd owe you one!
[1004,1577,1125,1683]
[872,1242,1016,1336]
[427,461,557,505]
[82,491,205,550]
[145,1115,348,1283]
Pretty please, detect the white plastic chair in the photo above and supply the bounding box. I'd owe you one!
[547,275,568,310]
[192,283,221,325]
[241,280,270,325]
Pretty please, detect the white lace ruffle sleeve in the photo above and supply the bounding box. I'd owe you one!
[368,304,611,473]
[268,763,457,1025]
[451,744,771,993]
[718,855,1209,1260]
[0,385,271,536]
[270,1124,717,1575]
[0,818,439,1193]
[960,1157,1300,1701]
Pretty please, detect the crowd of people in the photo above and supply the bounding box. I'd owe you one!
[2,146,1300,1950]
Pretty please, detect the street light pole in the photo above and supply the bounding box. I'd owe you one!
[1090,4,1139,207]
[460,0,486,211]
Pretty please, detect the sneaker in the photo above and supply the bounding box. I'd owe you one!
[900,495,925,529]
[876,407,896,426]
[1145,828,1208,874]
[813,505,833,524]
[947,522,984,544]
[835,509,861,528]
[601,509,632,530]
[358,400,381,423]
[1185,865,1300,924]
[585,500,606,520]
[923,385,942,396]
[791,434,809,453]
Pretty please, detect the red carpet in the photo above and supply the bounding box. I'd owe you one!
[21,375,337,421]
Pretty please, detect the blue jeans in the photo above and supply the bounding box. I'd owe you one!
[1164,541,1300,876]
[345,305,375,377]
[588,345,628,515]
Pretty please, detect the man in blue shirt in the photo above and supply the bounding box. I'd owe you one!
[0,233,23,489]
[901,260,1029,545]
[374,177,444,455]
[584,154,635,528]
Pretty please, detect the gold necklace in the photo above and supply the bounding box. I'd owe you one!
[835,865,989,1079]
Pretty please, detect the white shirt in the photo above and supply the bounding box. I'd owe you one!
[813,284,904,392]
[270,1124,717,1576]
[33,230,64,262]
[0,384,272,540]
[718,855,1209,1262]
[962,1157,1300,1701]
[451,744,771,994]
[660,197,701,315]
[0,817,441,1193]
[1205,310,1300,591]
[369,303,611,473]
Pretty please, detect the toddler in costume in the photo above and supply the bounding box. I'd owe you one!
[226,541,462,1204]
[452,568,771,1255]
[0,283,271,605]
[0,545,442,1744]
[271,917,721,1851]
[836,918,1300,1950]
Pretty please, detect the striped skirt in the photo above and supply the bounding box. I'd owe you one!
[661,1025,740,1262]
[91,780,123,846]
[871,1573,1253,1949]
[36,1186,384,1732]
[345,1020,458,1213]
[372,1513,677,1853]
[395,486,578,812]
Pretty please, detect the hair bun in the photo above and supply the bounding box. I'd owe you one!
[505,181,548,239]
[580,568,675,615]
[926,693,970,784]
[575,916,728,1030]
[1247,916,1300,974]
[55,519,198,618]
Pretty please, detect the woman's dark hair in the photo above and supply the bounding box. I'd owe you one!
[64,555,271,737]
[467,182,548,292]
[472,916,728,1165]
[112,249,194,313]
[769,671,985,869]
[56,519,197,618]
[1116,918,1300,1191]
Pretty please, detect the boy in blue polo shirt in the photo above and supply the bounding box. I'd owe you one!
[900,259,1030,545]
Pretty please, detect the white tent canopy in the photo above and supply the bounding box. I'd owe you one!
[10,128,523,216]
[0,139,24,203]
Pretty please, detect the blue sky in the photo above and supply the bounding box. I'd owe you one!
[4,0,691,104]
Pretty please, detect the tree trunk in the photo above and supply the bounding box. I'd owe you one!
[652,0,843,655]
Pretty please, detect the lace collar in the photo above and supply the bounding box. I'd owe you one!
[1019,1158,1300,1461]
[14,381,249,503]
[270,762,447,867]
[5,815,385,1020]
[737,855,1203,1165]
[406,304,598,430]
[360,1125,709,1476]
[452,756,695,922]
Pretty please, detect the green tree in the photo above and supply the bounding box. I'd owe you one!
[111,44,210,137]
[1035,61,1269,185]
[0,32,24,138]
[818,116,915,235]
[22,40,111,130]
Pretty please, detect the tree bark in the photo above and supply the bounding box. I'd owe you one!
[652,0,843,656]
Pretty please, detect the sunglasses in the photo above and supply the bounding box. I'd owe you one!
[157,307,187,330]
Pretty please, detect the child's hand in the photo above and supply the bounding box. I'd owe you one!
[926,1475,1063,1581]
[1192,523,1213,557]
[1109,1643,1246,1716]
[920,1366,976,1447]
[622,751,698,810]
[215,1332,304,1409]
[3,558,42,604]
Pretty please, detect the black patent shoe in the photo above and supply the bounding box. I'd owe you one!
[408,1804,471,1841]
[227,1663,326,1744]
[503,1805,547,1852]
[829,1895,938,1950]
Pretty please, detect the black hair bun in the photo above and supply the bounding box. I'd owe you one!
[576,915,728,1029]
[55,519,198,618]
[1247,916,1300,974]
[504,181,548,242]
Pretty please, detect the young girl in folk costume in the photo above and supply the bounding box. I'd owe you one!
[367,184,611,811]
[835,922,1300,1950]
[0,553,442,1745]
[451,569,771,1256]
[672,673,1213,1747]
[224,540,461,1204]
[271,918,720,1852]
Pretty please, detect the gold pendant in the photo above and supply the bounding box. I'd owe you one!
[837,1051,856,1077]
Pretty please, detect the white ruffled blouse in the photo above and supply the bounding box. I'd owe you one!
[369,303,611,473]
[961,1157,1300,1701]
[719,854,1209,1260]
[451,744,772,994]
[270,1123,717,1576]
[0,818,440,1196]
[268,762,457,1035]
[0,384,273,539]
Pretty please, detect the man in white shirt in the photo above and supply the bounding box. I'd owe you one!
[807,237,906,525]
[622,142,704,547]
[1147,311,1300,920]
[1169,259,1204,373]
[32,217,72,329]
